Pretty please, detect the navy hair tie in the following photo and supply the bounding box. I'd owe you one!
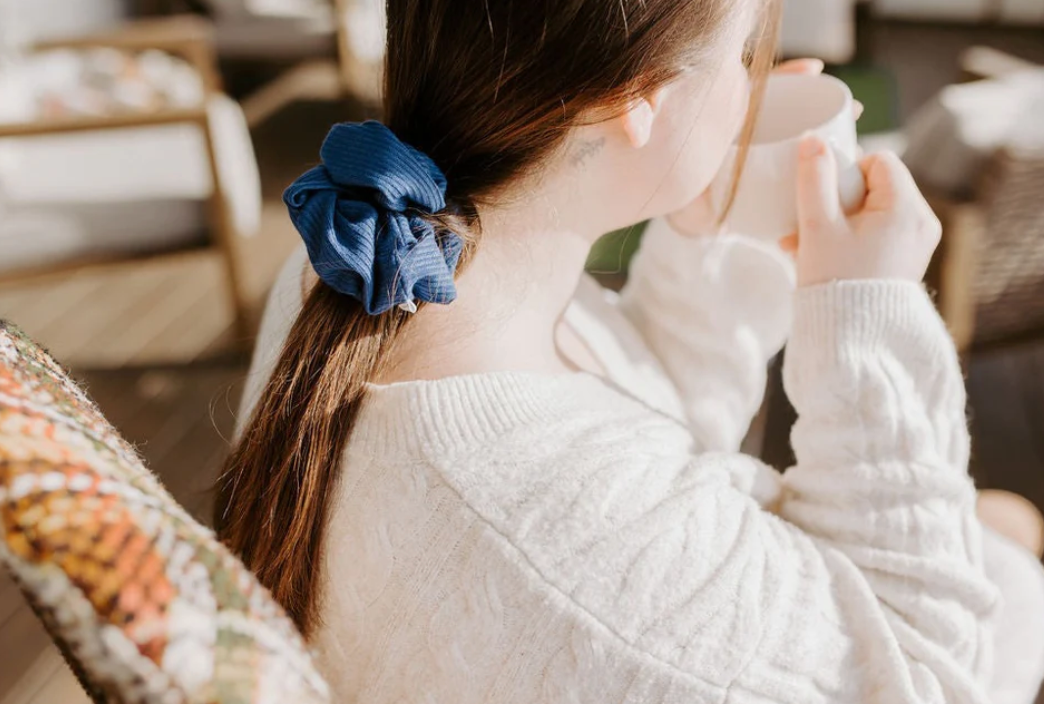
[283,121,464,315]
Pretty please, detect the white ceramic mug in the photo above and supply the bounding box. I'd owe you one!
[709,74,866,241]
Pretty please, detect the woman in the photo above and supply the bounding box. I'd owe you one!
[217,0,1044,701]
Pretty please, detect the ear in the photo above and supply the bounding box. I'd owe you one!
[619,86,668,149]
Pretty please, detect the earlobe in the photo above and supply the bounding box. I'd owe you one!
[621,99,655,148]
[620,86,667,149]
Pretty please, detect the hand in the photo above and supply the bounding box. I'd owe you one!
[788,137,941,287]
[667,59,863,238]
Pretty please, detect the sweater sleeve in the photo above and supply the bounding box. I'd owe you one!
[771,280,997,699]
[504,281,999,703]
[618,218,794,451]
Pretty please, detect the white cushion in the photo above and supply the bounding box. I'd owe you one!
[1,121,212,202]
[0,94,259,232]
[0,94,260,273]
[0,199,204,274]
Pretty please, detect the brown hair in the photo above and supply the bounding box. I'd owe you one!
[215,0,781,637]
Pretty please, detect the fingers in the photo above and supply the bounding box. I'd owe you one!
[797,135,843,234]
[860,151,942,249]
[779,233,799,256]
[853,100,864,120]
[859,151,918,212]
[774,58,825,76]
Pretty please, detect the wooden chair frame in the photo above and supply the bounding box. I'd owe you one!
[0,16,251,339]
[238,0,382,127]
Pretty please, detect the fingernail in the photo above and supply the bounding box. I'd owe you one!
[808,59,825,73]
[800,134,824,159]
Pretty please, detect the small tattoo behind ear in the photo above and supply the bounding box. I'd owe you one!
[571,137,607,168]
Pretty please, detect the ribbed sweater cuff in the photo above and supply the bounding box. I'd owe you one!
[789,280,952,369]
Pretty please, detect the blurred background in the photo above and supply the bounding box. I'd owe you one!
[0,1,1043,701]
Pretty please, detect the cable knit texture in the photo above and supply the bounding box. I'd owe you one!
[241,218,1044,704]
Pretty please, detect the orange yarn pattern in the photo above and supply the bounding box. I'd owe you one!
[0,321,329,704]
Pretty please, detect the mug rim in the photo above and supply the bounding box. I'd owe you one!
[746,73,855,148]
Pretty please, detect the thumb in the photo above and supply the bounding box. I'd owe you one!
[796,135,843,235]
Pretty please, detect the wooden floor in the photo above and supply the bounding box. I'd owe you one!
[0,202,298,368]
[3,17,1044,704]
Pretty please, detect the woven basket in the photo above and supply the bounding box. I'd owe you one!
[971,147,1044,347]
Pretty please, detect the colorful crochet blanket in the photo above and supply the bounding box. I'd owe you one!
[0,321,329,704]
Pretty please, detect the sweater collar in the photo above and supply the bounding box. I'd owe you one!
[352,371,610,458]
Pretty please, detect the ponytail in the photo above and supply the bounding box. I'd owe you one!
[215,121,469,636]
[215,286,410,635]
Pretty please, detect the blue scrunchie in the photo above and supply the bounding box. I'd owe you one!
[283,121,463,315]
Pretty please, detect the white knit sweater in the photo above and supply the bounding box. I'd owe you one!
[242,218,1044,704]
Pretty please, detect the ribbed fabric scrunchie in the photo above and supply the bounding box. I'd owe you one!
[283,121,464,315]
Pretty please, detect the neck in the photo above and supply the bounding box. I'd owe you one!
[381,187,606,383]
